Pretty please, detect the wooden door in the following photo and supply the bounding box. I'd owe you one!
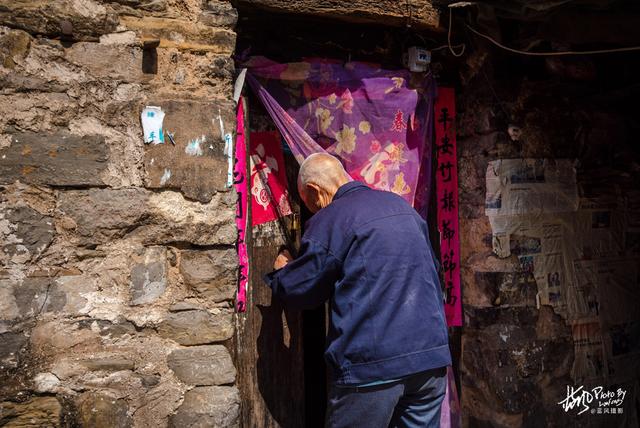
[234,99,306,428]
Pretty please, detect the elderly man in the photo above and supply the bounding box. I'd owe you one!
[264,153,451,428]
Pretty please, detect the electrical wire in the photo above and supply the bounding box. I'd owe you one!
[465,23,640,56]
[406,0,413,28]
[432,43,464,52]
[447,7,466,57]
[446,3,640,57]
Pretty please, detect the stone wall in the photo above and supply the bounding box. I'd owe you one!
[456,52,639,427]
[0,1,241,426]
[235,0,440,30]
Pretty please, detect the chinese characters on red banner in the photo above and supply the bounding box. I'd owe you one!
[435,88,462,326]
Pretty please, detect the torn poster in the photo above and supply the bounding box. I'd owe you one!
[484,159,581,315]
[485,158,579,217]
[235,98,249,312]
[487,213,573,315]
[435,88,462,327]
[250,131,293,226]
[571,322,606,382]
[141,106,165,144]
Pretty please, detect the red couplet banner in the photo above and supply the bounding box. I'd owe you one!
[435,88,462,327]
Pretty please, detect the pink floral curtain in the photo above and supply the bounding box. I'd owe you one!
[244,56,435,215]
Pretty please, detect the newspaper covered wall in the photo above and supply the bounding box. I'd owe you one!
[484,158,640,384]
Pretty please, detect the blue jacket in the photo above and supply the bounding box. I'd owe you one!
[264,181,451,385]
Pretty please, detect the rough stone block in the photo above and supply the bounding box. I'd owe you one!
[143,99,235,203]
[199,1,238,28]
[0,204,55,268]
[0,27,31,69]
[81,357,135,371]
[179,249,237,302]
[51,275,99,315]
[0,0,119,39]
[34,372,61,393]
[130,246,167,305]
[1,275,97,321]
[0,93,79,132]
[120,16,236,53]
[10,277,55,318]
[98,31,138,46]
[0,281,20,321]
[0,132,108,186]
[0,396,61,427]
[139,374,160,388]
[0,331,28,370]
[1,205,54,265]
[58,188,236,247]
[169,299,204,312]
[77,393,132,428]
[167,345,235,386]
[201,55,235,81]
[169,386,239,428]
[31,319,102,351]
[57,188,148,245]
[75,318,137,338]
[143,190,236,244]
[49,358,84,381]
[108,0,167,12]
[157,310,233,345]
[65,42,147,82]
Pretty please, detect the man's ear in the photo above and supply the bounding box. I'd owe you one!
[305,183,322,201]
[304,183,323,212]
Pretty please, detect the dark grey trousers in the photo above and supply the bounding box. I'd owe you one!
[325,366,447,428]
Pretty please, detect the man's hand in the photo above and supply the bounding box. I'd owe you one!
[274,249,293,270]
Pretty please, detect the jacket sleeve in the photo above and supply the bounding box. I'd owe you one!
[263,237,340,310]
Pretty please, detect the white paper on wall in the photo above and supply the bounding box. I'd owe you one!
[141,106,165,144]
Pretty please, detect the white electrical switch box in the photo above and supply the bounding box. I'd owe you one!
[406,47,431,73]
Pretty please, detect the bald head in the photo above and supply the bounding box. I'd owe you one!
[298,153,350,189]
[297,153,350,213]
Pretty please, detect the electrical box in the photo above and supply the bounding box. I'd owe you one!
[404,47,431,73]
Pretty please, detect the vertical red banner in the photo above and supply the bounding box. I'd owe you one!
[435,88,462,327]
[235,99,249,312]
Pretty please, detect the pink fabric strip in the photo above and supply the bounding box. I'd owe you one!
[235,98,249,312]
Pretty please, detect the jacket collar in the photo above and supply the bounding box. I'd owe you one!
[333,180,369,202]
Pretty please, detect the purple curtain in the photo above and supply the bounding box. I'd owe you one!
[244,56,435,215]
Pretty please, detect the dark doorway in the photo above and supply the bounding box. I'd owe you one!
[232,6,449,427]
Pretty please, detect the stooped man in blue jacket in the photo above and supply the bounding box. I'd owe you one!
[264,153,451,428]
